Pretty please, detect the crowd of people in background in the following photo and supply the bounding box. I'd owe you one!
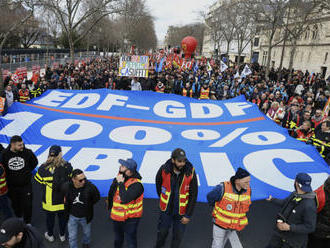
[2,56,330,164]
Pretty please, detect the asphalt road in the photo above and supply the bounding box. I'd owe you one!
[2,182,281,248]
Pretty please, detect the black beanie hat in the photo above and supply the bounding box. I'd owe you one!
[234,167,250,179]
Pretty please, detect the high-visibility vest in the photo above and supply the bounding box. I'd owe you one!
[0,97,5,112]
[182,88,193,97]
[199,88,210,99]
[156,87,165,93]
[18,89,29,102]
[296,130,314,142]
[0,165,8,196]
[111,178,143,222]
[212,181,251,231]
[315,185,325,213]
[30,88,42,98]
[159,168,194,215]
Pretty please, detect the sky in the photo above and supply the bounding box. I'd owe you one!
[146,0,216,45]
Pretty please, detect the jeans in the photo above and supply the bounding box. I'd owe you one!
[113,218,140,248]
[7,184,32,223]
[155,212,186,248]
[68,215,91,248]
[0,194,12,220]
[46,211,67,236]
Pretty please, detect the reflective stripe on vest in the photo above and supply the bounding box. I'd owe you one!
[182,88,193,97]
[0,171,8,195]
[199,88,210,99]
[159,168,194,215]
[212,181,251,231]
[110,178,144,221]
[34,172,64,211]
[19,90,29,102]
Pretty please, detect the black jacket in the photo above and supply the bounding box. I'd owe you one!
[35,161,73,210]
[62,180,100,223]
[0,145,38,187]
[155,159,198,217]
[270,192,317,248]
[107,171,144,211]
[313,188,330,239]
[15,225,44,248]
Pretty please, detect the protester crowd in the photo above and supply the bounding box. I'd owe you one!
[2,56,330,164]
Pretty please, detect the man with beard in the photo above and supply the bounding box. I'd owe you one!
[266,173,317,248]
[154,148,198,248]
[107,159,144,248]
[0,136,38,224]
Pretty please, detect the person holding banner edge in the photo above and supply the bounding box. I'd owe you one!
[155,148,198,248]
[207,167,252,248]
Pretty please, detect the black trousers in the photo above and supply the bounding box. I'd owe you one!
[7,184,32,224]
[113,218,140,248]
[46,211,67,236]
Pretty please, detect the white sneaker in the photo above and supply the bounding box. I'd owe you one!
[44,232,55,242]
[59,235,66,242]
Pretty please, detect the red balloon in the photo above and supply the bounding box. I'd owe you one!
[181,36,198,58]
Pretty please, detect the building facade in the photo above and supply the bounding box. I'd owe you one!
[253,13,330,78]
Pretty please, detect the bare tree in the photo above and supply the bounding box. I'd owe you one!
[204,9,224,57]
[39,0,122,62]
[17,16,42,48]
[0,0,37,94]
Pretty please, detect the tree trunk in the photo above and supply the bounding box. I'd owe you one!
[279,37,287,70]
[288,39,297,80]
[265,39,273,80]
[68,33,75,64]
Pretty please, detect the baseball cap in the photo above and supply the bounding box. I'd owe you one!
[49,145,61,157]
[119,159,137,172]
[0,218,25,243]
[171,148,186,161]
[295,173,313,193]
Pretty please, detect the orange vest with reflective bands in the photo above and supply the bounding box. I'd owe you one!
[213,181,251,231]
[315,185,325,213]
[182,88,193,97]
[0,97,5,112]
[18,89,29,102]
[110,177,143,222]
[199,88,210,99]
[159,168,194,215]
[0,165,8,196]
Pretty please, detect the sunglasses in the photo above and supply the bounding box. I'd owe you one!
[78,178,86,183]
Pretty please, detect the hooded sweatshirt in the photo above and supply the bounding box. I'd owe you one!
[0,145,38,187]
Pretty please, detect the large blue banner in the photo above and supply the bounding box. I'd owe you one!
[0,89,329,202]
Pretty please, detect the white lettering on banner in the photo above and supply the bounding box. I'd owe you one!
[201,152,236,186]
[37,146,72,165]
[109,126,172,145]
[181,129,220,141]
[224,102,252,117]
[34,90,73,107]
[70,148,132,180]
[97,94,128,111]
[190,103,223,119]
[41,119,103,141]
[61,93,100,109]
[243,149,329,191]
[153,100,186,118]
[0,112,43,137]
[139,151,171,184]
[209,128,248,147]
[241,132,286,145]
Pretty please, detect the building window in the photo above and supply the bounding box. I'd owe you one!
[312,25,318,40]
[262,51,268,66]
[305,27,310,40]
[254,37,259,47]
